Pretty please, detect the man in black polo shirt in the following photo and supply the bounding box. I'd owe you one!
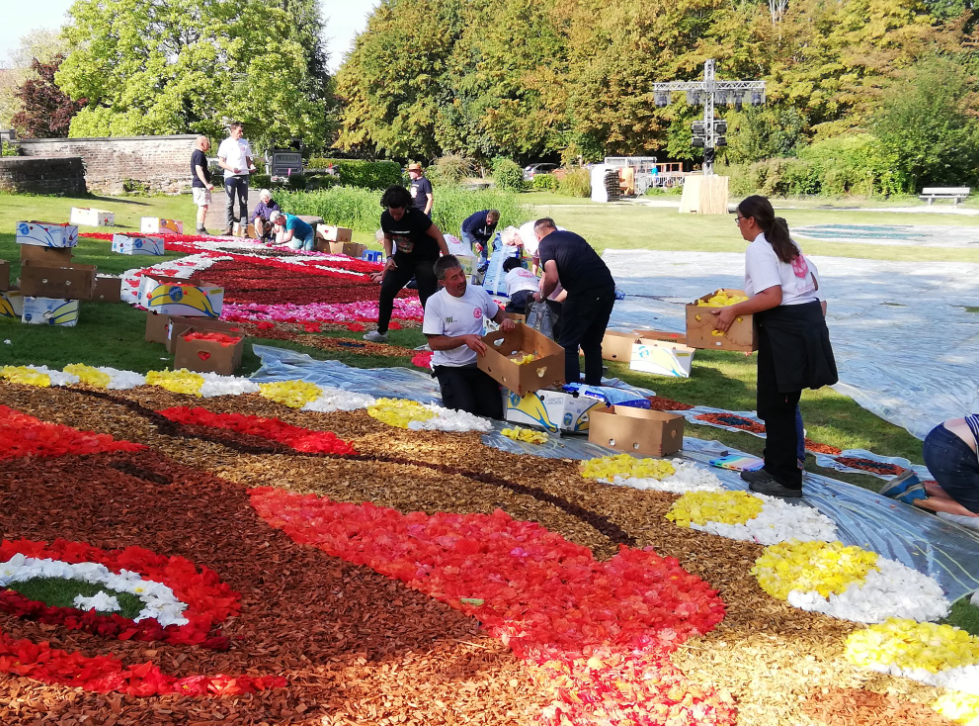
[407,163,434,217]
[534,217,615,385]
[364,185,449,343]
[190,136,215,234]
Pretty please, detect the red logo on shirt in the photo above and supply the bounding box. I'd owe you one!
[791,255,810,279]
[473,308,482,319]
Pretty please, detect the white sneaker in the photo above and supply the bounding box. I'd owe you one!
[363,330,388,343]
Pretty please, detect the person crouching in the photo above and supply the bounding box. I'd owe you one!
[502,257,539,314]
[269,210,316,251]
[423,255,515,419]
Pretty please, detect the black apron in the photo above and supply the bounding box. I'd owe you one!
[756,301,838,393]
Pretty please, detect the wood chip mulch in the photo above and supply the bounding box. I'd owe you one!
[0,381,953,726]
[801,687,958,725]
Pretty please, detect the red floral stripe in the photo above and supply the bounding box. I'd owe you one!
[0,406,146,460]
[157,407,358,455]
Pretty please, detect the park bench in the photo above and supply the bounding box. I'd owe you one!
[919,187,971,206]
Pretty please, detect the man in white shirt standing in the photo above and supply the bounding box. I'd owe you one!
[423,255,515,419]
[217,121,254,236]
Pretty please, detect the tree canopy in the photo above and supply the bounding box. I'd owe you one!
[13,56,87,139]
[57,0,333,150]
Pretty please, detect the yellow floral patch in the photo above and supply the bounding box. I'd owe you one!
[667,490,764,528]
[64,363,111,389]
[580,453,676,481]
[752,540,879,600]
[933,693,979,726]
[0,366,52,387]
[501,426,549,444]
[367,398,436,429]
[258,380,322,409]
[696,291,748,307]
[146,369,205,396]
[846,618,979,674]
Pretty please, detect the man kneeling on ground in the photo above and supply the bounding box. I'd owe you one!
[423,255,515,419]
[269,210,315,251]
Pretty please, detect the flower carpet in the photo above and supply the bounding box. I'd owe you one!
[1,374,975,726]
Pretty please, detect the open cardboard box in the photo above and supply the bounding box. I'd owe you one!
[140,218,184,235]
[0,260,9,292]
[139,274,223,318]
[503,387,610,433]
[588,406,685,457]
[167,317,245,353]
[602,331,639,361]
[317,224,354,243]
[70,208,114,227]
[16,221,79,248]
[21,296,80,327]
[93,276,122,303]
[1,288,24,319]
[19,260,97,300]
[111,233,165,256]
[477,323,564,396]
[173,326,244,375]
[685,288,758,352]
[20,244,72,265]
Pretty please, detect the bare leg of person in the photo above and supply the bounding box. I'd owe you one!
[914,495,979,517]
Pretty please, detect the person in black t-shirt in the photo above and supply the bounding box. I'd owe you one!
[534,218,615,385]
[364,185,449,343]
[407,163,434,217]
[190,136,215,234]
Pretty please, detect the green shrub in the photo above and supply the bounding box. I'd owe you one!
[492,157,524,192]
[430,154,474,186]
[249,173,273,189]
[1,142,20,157]
[558,168,590,198]
[532,173,559,191]
[305,158,404,189]
[287,174,308,190]
[276,185,521,235]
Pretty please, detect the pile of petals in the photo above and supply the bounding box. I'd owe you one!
[580,454,726,494]
[0,406,146,459]
[666,490,838,544]
[302,386,377,413]
[845,618,978,694]
[180,331,242,347]
[753,541,950,623]
[411,350,434,369]
[696,290,748,307]
[1,364,79,387]
[259,380,323,408]
[158,407,357,455]
[145,369,260,398]
[223,298,424,325]
[0,538,240,649]
[367,397,493,433]
[63,364,146,390]
[250,488,737,726]
[501,426,550,444]
[933,693,979,725]
[835,456,905,477]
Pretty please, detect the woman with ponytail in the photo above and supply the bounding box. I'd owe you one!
[712,195,837,498]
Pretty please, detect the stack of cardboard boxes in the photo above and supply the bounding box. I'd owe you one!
[316,224,364,257]
[0,221,123,327]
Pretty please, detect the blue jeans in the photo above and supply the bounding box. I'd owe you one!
[923,424,979,513]
[288,233,315,251]
[795,406,805,464]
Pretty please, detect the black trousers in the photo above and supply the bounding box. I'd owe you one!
[505,290,534,314]
[377,256,438,333]
[757,324,803,489]
[434,364,503,419]
[559,286,615,386]
[224,175,249,227]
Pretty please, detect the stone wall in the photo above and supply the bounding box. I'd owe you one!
[0,157,86,196]
[16,135,198,194]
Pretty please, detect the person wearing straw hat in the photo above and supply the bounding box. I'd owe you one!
[407,162,433,217]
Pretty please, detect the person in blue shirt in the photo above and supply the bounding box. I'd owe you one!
[460,209,500,266]
[269,210,315,251]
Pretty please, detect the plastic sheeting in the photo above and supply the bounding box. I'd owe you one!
[602,249,979,439]
[482,429,979,601]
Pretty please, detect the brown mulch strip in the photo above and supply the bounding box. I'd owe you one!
[237,324,417,357]
[801,687,955,725]
[0,381,949,725]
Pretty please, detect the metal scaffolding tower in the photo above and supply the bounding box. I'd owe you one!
[652,59,766,176]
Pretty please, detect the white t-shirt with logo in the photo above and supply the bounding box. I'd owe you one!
[217,137,253,179]
[505,267,539,297]
[744,232,819,306]
[423,286,500,367]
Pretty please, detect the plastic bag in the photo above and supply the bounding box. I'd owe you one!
[526,301,555,339]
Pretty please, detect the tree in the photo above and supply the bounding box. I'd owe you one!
[0,29,69,131]
[12,56,87,138]
[56,0,334,150]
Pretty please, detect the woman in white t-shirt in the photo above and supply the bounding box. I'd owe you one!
[712,195,838,499]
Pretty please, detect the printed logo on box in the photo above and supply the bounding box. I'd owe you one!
[16,222,79,249]
[21,297,79,327]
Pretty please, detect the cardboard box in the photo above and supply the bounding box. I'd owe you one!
[456,255,477,276]
[478,324,565,396]
[318,240,365,257]
[111,233,165,256]
[630,340,695,378]
[166,317,245,353]
[0,289,24,319]
[588,407,685,457]
[70,208,114,227]
[602,331,639,361]
[21,297,80,327]
[19,260,97,300]
[232,221,248,238]
[139,274,223,318]
[317,224,353,243]
[19,244,72,265]
[0,260,9,292]
[173,326,244,375]
[92,276,122,303]
[685,289,758,352]
[140,217,184,235]
[634,330,687,345]
[16,221,78,248]
[145,311,179,343]
[503,388,611,433]
[506,313,526,324]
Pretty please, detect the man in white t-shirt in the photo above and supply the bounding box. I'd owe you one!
[217,121,254,236]
[423,255,515,418]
